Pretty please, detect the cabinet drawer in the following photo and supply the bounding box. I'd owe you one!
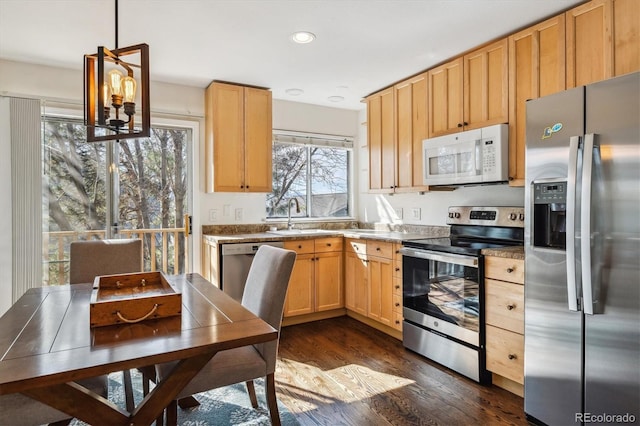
[393,258,402,277]
[315,237,343,253]
[392,311,403,331]
[345,239,366,256]
[367,240,393,258]
[486,325,524,384]
[485,256,524,284]
[284,240,315,255]
[485,278,524,334]
[392,293,403,313]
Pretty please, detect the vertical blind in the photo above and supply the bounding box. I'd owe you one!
[10,97,42,301]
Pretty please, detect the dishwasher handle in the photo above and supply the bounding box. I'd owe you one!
[221,241,284,256]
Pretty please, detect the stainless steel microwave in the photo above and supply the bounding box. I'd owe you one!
[422,124,508,187]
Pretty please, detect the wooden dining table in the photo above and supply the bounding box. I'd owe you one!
[0,273,278,425]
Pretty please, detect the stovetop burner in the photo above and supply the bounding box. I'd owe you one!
[403,206,525,256]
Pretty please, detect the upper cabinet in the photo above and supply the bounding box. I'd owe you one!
[367,74,429,193]
[205,82,272,193]
[428,38,509,138]
[508,15,566,186]
[566,0,639,88]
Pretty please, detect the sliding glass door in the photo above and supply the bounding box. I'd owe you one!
[42,113,192,285]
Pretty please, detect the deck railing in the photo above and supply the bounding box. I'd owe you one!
[43,228,188,286]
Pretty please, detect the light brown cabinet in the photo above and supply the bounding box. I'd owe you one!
[485,255,525,396]
[344,239,399,332]
[391,243,403,331]
[366,73,429,193]
[508,15,566,186]
[205,82,272,193]
[283,237,343,318]
[428,38,508,138]
[566,0,639,88]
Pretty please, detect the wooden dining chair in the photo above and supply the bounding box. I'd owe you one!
[69,238,143,412]
[153,245,296,425]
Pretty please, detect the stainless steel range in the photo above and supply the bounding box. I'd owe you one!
[400,206,524,383]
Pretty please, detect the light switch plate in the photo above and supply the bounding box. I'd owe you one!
[394,207,403,219]
[235,208,243,221]
[209,209,217,222]
[411,208,421,220]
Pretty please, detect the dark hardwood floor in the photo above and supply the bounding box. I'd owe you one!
[276,317,527,426]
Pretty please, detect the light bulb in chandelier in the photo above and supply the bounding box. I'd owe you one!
[108,69,124,107]
[122,76,137,117]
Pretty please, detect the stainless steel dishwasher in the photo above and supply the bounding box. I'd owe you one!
[220,241,284,301]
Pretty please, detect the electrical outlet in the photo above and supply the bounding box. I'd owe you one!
[209,209,218,222]
[235,208,243,221]
[223,204,231,216]
[411,208,421,220]
[394,207,403,219]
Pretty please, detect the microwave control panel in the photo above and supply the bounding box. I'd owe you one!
[482,139,497,173]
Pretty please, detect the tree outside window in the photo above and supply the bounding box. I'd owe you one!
[267,133,351,219]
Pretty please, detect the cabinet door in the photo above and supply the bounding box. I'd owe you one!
[428,57,464,137]
[368,255,394,327]
[283,254,314,317]
[613,0,640,76]
[244,87,272,192]
[508,15,566,186]
[567,0,614,88]
[315,251,343,311]
[367,88,395,193]
[464,38,509,130]
[394,73,429,192]
[209,82,245,192]
[345,252,368,316]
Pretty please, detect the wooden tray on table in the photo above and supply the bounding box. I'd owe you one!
[90,271,182,328]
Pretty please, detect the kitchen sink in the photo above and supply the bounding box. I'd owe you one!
[266,229,336,236]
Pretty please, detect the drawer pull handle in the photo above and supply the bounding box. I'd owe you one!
[507,304,515,310]
[508,354,517,360]
[506,267,515,273]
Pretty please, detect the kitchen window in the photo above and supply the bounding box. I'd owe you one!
[266,131,353,219]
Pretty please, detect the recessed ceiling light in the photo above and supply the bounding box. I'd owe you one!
[291,31,316,44]
[328,96,344,103]
[285,88,304,96]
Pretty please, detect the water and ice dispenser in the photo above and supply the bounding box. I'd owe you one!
[532,181,567,249]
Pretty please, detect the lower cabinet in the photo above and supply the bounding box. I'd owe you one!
[283,237,343,317]
[484,255,525,396]
[345,239,400,335]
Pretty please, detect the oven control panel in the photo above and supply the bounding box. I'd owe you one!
[447,206,524,228]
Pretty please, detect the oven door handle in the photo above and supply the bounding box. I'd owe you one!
[399,247,478,268]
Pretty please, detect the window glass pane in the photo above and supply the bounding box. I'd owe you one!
[310,147,349,217]
[42,118,107,285]
[267,143,307,217]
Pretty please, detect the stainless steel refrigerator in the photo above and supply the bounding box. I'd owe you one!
[524,71,639,425]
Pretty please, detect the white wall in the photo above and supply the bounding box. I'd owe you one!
[0,98,13,315]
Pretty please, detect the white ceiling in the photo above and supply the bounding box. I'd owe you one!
[0,0,584,111]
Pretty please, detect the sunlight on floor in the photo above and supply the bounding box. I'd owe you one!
[276,358,415,411]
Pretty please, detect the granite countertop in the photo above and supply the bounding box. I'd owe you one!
[481,246,524,260]
[204,229,440,245]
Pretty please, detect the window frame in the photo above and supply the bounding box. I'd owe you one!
[267,130,355,222]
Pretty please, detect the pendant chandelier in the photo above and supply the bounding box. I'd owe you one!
[84,0,150,142]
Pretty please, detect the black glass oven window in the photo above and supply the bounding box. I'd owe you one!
[403,256,480,332]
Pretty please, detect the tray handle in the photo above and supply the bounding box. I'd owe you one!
[116,304,159,323]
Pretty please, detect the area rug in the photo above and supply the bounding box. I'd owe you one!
[70,370,299,425]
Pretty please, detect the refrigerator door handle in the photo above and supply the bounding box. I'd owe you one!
[565,135,581,312]
[581,133,596,315]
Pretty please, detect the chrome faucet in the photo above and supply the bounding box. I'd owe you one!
[287,198,300,230]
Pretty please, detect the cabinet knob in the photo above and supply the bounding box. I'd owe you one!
[395,303,400,307]
[298,245,302,249]
[508,354,517,360]
[457,123,463,128]
[507,304,515,310]
[376,247,381,251]
[506,267,515,273]
[395,320,400,324]
[395,267,400,272]
[395,285,400,289]
[327,243,331,247]
[463,122,468,126]
[240,185,245,189]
